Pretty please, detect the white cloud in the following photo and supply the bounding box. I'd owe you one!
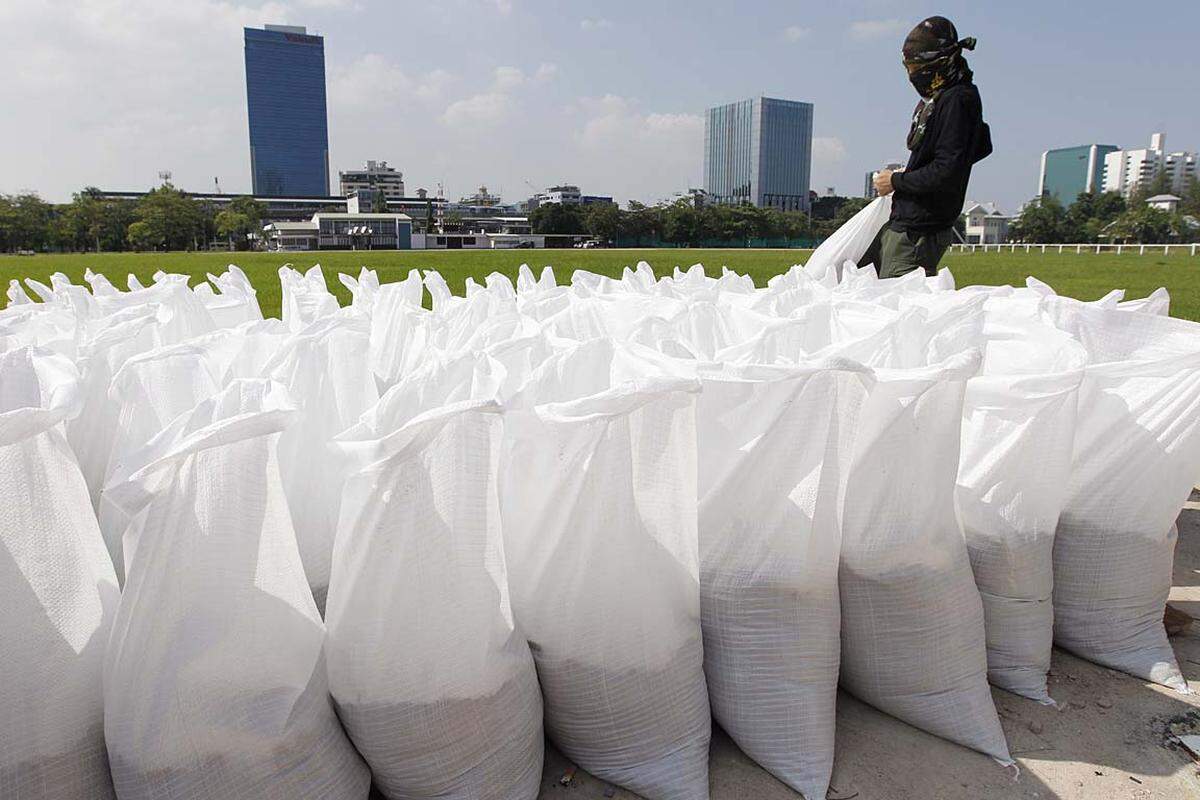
[490,0,513,14]
[330,55,455,109]
[813,137,847,163]
[493,65,526,91]
[782,25,810,43]
[442,92,511,126]
[581,18,612,31]
[849,18,909,42]
[534,62,558,82]
[574,95,704,202]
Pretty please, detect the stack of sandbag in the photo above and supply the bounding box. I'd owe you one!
[326,352,543,800]
[500,339,712,799]
[1045,298,1200,690]
[0,347,119,799]
[102,379,370,799]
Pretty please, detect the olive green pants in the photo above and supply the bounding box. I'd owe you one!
[859,226,955,279]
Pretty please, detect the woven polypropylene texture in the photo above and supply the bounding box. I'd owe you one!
[102,380,370,800]
[697,364,869,799]
[501,384,711,800]
[326,403,543,800]
[1,348,120,800]
[839,356,1012,764]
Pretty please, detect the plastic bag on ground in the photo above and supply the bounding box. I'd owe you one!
[0,347,119,799]
[326,363,542,799]
[697,358,872,799]
[102,379,370,800]
[1045,299,1200,690]
[500,344,710,799]
[839,351,1012,764]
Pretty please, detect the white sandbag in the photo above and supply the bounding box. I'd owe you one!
[280,264,340,331]
[102,380,371,800]
[327,367,542,799]
[697,359,872,799]
[200,265,263,328]
[805,195,892,280]
[98,341,223,582]
[0,347,119,799]
[839,351,1012,764]
[500,346,710,799]
[1045,300,1200,690]
[264,315,380,613]
[957,321,1085,702]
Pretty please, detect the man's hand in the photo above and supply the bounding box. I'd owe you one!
[873,169,895,196]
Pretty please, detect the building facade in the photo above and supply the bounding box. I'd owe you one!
[962,201,1011,244]
[704,96,813,212]
[339,160,405,201]
[263,212,412,250]
[1102,133,1197,197]
[244,25,330,196]
[1038,144,1117,201]
[531,185,615,207]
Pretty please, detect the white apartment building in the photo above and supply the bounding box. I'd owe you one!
[338,160,406,200]
[1102,133,1197,197]
[962,201,1011,244]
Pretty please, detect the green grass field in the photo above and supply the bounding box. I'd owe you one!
[2,248,1197,320]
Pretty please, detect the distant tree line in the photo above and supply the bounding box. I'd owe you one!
[1011,176,1200,244]
[529,197,872,246]
[0,185,268,253]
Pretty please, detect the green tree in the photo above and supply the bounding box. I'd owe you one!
[618,202,661,245]
[131,183,202,251]
[0,193,55,251]
[529,202,585,234]
[1010,195,1067,242]
[582,202,621,243]
[1179,176,1200,217]
[126,220,157,251]
[213,196,266,250]
[1105,205,1173,243]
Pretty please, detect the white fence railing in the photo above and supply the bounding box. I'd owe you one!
[953,242,1199,256]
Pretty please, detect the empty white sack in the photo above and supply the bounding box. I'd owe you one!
[0,347,119,800]
[326,355,542,800]
[102,380,370,800]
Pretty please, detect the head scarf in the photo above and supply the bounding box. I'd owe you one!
[903,16,976,149]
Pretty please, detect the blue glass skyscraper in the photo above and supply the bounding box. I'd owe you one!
[704,97,813,212]
[244,25,330,196]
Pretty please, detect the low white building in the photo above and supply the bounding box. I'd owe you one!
[962,201,1011,244]
[264,212,412,251]
[1147,194,1181,213]
[1102,133,1197,197]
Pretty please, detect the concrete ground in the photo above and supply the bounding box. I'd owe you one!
[538,490,1200,800]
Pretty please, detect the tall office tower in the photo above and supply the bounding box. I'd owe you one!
[244,25,330,196]
[1038,144,1118,201]
[704,96,813,212]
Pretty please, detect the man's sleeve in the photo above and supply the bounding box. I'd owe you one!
[891,92,979,196]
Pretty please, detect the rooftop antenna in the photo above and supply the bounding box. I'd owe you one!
[214,176,223,195]
[158,170,172,185]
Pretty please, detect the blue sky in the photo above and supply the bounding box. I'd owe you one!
[1,0,1196,212]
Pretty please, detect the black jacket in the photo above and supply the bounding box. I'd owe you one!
[889,82,992,234]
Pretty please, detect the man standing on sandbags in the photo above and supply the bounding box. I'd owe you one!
[861,16,992,278]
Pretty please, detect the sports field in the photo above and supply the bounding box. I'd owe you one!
[2,248,1197,321]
